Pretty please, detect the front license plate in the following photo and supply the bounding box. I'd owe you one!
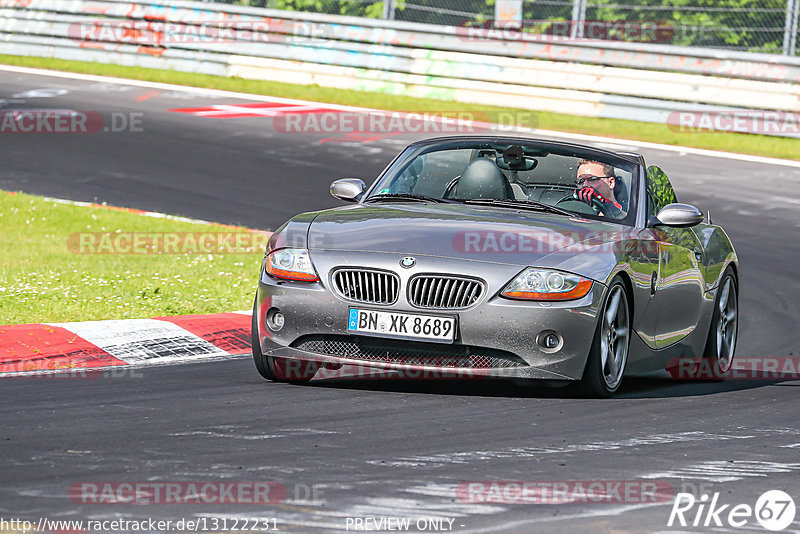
[347,308,456,343]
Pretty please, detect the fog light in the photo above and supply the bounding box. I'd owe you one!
[537,330,563,353]
[267,308,285,331]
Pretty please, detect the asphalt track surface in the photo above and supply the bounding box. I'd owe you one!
[1,68,799,533]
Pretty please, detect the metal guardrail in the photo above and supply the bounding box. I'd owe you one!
[1,0,798,138]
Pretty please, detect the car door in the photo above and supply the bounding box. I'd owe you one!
[644,166,706,349]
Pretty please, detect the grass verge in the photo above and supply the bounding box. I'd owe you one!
[0,191,265,324]
[1,54,798,161]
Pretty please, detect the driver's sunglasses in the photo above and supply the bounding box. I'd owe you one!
[576,174,612,186]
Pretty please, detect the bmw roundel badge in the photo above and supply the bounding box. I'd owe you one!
[400,256,416,269]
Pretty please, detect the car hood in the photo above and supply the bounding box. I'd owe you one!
[306,203,632,267]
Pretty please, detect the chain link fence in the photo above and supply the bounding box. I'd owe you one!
[206,0,800,55]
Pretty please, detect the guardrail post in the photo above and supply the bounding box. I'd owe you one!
[571,0,587,38]
[792,0,799,55]
[784,0,799,55]
[383,0,396,20]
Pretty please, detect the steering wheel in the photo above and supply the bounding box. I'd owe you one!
[556,192,600,215]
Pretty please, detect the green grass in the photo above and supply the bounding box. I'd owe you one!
[2,54,798,161]
[0,191,266,324]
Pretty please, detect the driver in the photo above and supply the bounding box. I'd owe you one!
[574,159,624,218]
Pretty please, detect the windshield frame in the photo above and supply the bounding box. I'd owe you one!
[363,136,641,227]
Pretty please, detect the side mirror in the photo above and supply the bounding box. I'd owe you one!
[330,178,366,202]
[652,203,704,228]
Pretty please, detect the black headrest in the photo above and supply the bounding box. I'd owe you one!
[613,176,629,211]
[454,159,511,200]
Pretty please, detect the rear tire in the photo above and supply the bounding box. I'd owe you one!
[701,268,738,379]
[580,278,630,397]
[664,267,738,381]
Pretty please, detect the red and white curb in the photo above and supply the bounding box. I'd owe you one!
[2,192,267,377]
[0,311,252,376]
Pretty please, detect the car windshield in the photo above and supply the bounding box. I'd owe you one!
[367,140,637,224]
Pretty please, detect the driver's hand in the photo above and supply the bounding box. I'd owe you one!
[575,188,623,217]
[575,187,606,206]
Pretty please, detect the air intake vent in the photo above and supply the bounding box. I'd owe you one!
[332,269,399,305]
[291,335,526,369]
[408,275,484,309]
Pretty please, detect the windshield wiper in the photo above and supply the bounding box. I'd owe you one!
[365,193,451,204]
[462,198,574,217]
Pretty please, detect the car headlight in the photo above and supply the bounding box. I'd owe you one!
[265,248,319,282]
[501,268,592,301]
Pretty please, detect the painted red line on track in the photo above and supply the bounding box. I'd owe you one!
[156,313,252,354]
[136,90,160,102]
[171,102,297,113]
[0,324,126,373]
[169,102,340,119]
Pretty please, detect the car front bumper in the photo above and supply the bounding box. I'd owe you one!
[255,252,606,381]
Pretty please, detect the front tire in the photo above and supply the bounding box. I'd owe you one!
[580,278,631,397]
[251,296,277,381]
[251,295,313,384]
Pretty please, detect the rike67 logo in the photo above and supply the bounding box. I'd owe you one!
[668,490,796,531]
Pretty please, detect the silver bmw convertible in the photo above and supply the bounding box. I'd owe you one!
[251,136,738,396]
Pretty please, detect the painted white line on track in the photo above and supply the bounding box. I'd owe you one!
[2,64,800,169]
[771,196,800,205]
[366,431,754,468]
[39,195,232,227]
[640,460,800,483]
[171,427,340,440]
[456,502,670,532]
[10,193,269,233]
